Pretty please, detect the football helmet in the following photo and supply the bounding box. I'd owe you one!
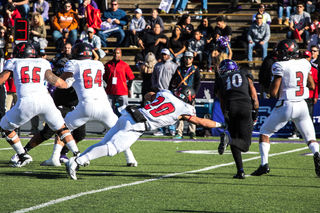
[276,39,299,61]
[13,42,37,58]
[218,59,239,75]
[72,42,93,59]
[174,85,196,104]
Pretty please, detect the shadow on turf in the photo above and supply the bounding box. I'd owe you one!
[164,210,217,213]
[0,171,67,179]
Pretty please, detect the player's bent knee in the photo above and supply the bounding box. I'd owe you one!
[56,125,72,142]
[107,143,118,157]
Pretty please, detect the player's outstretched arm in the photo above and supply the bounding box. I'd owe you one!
[179,115,222,129]
[45,69,68,89]
[270,75,282,98]
[0,70,11,85]
[248,78,259,110]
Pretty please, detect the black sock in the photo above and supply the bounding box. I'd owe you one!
[230,145,243,172]
[24,143,33,153]
[60,146,69,156]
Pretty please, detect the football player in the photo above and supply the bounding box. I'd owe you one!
[0,42,79,167]
[215,59,259,179]
[66,85,225,180]
[41,42,138,167]
[251,39,320,177]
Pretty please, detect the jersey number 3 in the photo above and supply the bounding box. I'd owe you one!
[83,69,102,89]
[295,71,304,97]
[144,96,175,117]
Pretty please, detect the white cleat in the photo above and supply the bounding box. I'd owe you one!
[66,157,79,180]
[127,161,138,167]
[40,158,61,167]
[10,153,19,164]
[12,153,33,168]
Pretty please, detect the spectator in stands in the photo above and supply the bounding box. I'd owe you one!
[309,12,320,35]
[151,48,177,136]
[33,0,49,22]
[8,0,29,19]
[30,12,48,53]
[82,27,105,59]
[169,51,201,139]
[4,3,21,30]
[104,48,135,117]
[177,14,194,42]
[173,0,208,14]
[277,0,294,26]
[168,25,186,66]
[97,0,127,47]
[52,0,78,45]
[77,0,99,32]
[138,52,157,105]
[145,8,164,32]
[196,16,214,40]
[210,40,232,72]
[247,13,270,62]
[188,30,206,70]
[253,4,271,25]
[308,27,320,50]
[214,16,232,42]
[55,28,73,53]
[310,45,320,68]
[306,0,316,14]
[137,23,168,61]
[287,2,311,47]
[52,42,72,74]
[125,8,146,48]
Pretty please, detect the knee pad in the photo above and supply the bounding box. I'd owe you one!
[3,130,17,143]
[107,143,117,157]
[56,125,71,141]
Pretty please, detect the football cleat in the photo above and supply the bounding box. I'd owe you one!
[40,158,61,167]
[313,152,320,177]
[59,155,69,164]
[233,171,245,179]
[12,153,33,168]
[10,153,19,164]
[66,157,79,180]
[127,161,138,167]
[218,132,230,155]
[251,164,270,176]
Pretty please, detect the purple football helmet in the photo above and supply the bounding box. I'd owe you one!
[218,59,239,75]
[217,36,229,49]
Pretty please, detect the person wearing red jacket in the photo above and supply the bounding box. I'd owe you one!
[103,48,135,116]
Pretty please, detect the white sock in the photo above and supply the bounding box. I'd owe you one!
[50,143,63,161]
[309,142,319,154]
[123,148,136,163]
[66,140,79,154]
[12,142,25,155]
[259,142,270,165]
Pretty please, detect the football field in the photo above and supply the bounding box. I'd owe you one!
[0,136,319,213]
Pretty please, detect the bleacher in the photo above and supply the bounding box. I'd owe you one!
[28,0,291,79]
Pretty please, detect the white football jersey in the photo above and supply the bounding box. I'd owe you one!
[64,59,107,101]
[3,58,51,98]
[139,89,196,130]
[272,58,311,101]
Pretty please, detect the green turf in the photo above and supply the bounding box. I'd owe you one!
[0,137,318,213]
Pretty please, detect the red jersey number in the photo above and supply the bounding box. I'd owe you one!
[20,66,41,83]
[295,71,304,97]
[144,96,175,117]
[83,69,102,89]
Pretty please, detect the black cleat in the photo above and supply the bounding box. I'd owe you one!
[233,171,245,179]
[251,164,270,176]
[313,152,320,177]
[218,132,229,155]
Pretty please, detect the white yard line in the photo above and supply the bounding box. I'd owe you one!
[12,146,309,213]
[0,142,53,152]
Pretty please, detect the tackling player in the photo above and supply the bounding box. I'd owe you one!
[65,85,225,180]
[251,39,320,177]
[41,42,138,167]
[0,42,79,167]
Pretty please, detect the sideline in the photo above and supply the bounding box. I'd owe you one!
[12,146,308,213]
